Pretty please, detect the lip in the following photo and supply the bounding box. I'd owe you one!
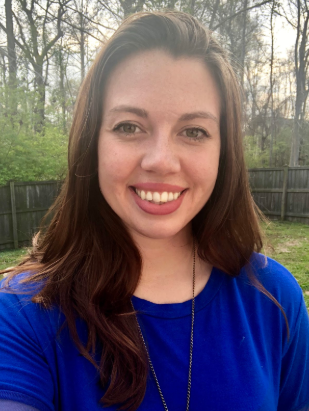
[131,182,186,193]
[130,187,187,215]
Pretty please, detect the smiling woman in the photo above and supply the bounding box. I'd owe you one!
[98,50,220,234]
[0,11,308,411]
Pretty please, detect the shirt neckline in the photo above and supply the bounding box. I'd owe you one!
[131,266,226,319]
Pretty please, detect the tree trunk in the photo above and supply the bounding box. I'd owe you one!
[269,0,275,166]
[290,7,309,166]
[5,0,17,117]
[209,0,221,30]
[190,0,196,15]
[33,61,45,133]
[59,44,67,133]
[240,0,248,88]
[0,54,8,115]
[79,0,85,82]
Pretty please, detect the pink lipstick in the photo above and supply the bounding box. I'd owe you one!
[129,185,187,215]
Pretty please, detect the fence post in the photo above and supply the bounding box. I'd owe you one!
[9,181,19,249]
[281,166,289,221]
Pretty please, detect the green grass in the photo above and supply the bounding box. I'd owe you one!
[262,221,309,308]
[0,248,28,275]
[1,221,308,308]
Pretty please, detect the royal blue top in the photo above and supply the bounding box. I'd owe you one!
[0,254,308,411]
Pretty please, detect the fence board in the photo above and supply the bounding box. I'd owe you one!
[0,181,61,251]
[0,186,11,214]
[249,167,309,226]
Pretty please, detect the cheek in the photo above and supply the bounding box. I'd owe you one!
[190,150,220,188]
[98,140,136,189]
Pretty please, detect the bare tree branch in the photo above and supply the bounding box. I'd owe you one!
[65,4,116,31]
[273,8,297,28]
[212,0,272,31]
[97,0,122,20]
[36,1,104,42]
[208,0,221,29]
[19,0,40,59]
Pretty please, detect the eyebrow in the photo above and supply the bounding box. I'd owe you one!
[108,105,148,118]
[107,105,219,124]
[179,111,218,123]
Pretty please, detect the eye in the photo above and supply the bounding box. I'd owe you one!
[183,128,209,140]
[113,122,141,135]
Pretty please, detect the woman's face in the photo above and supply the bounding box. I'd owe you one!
[98,50,221,241]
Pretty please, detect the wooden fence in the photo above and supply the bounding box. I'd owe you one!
[0,167,309,250]
[249,166,309,225]
[0,181,61,251]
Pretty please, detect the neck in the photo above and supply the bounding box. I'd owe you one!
[131,226,212,304]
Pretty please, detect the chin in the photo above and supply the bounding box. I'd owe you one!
[128,221,190,241]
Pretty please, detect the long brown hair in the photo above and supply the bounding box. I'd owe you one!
[1,11,288,411]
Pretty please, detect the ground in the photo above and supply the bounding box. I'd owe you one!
[262,221,309,308]
[0,221,308,308]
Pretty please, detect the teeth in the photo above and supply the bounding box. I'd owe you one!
[135,189,182,204]
[161,192,168,202]
[153,192,160,203]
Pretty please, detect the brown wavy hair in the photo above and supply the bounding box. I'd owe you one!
[1,11,288,411]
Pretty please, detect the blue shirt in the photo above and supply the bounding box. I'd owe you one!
[0,254,308,411]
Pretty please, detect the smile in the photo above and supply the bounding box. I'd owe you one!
[133,188,183,204]
[130,186,187,215]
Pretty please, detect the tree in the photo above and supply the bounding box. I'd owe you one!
[5,0,17,118]
[0,0,67,132]
[290,0,309,166]
[276,0,309,166]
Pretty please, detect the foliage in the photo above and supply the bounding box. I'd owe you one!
[244,135,270,168]
[244,127,293,168]
[0,0,309,182]
[0,248,28,272]
[0,122,68,185]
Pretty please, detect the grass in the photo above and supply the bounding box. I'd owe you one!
[0,248,28,272]
[262,221,309,308]
[0,221,308,308]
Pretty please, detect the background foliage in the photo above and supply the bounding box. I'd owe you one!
[0,0,309,185]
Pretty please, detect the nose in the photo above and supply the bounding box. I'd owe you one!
[140,132,181,175]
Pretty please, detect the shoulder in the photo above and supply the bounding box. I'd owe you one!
[232,253,307,343]
[0,275,62,411]
[0,274,63,343]
[244,252,303,306]
[221,252,303,315]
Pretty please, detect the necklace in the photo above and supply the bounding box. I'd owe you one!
[131,242,196,411]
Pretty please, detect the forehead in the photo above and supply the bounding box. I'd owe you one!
[102,50,221,120]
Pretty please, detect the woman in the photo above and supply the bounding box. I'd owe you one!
[0,11,308,411]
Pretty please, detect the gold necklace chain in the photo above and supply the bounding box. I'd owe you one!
[131,242,196,411]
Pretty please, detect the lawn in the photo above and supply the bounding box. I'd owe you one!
[0,221,308,307]
[0,248,29,274]
[262,221,309,308]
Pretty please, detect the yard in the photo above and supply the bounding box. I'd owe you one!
[0,220,308,308]
[262,221,309,308]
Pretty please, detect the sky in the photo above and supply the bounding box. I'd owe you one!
[275,17,295,58]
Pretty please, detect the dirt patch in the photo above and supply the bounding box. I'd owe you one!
[276,240,302,253]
